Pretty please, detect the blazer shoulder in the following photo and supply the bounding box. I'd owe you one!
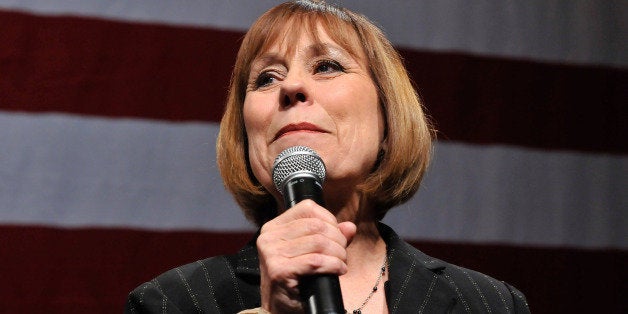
[125,255,260,313]
[439,264,530,313]
[380,223,530,313]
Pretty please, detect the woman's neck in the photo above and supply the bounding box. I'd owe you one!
[329,190,383,257]
[320,188,389,312]
[347,220,385,265]
[341,220,389,313]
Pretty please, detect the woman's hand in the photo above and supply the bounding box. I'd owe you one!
[257,199,357,313]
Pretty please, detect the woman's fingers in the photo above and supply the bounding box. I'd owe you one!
[257,199,353,312]
[264,252,348,282]
[257,200,355,278]
[263,199,338,228]
[257,218,349,276]
[338,221,357,244]
[264,217,349,247]
[273,233,348,263]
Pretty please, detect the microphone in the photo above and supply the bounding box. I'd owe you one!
[272,146,345,314]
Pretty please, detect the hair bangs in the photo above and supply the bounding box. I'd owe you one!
[244,3,365,75]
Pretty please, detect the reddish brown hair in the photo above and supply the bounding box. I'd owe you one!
[217,0,434,226]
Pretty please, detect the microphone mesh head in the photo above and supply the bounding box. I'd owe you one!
[272,146,326,194]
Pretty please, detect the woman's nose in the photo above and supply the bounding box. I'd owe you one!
[280,73,308,107]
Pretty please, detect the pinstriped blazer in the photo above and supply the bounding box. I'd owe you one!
[125,223,530,313]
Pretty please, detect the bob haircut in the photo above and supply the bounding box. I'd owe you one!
[217,0,434,226]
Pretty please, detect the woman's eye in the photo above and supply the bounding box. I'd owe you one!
[255,72,276,88]
[314,60,344,74]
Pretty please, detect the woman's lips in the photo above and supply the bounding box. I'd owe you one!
[274,122,327,141]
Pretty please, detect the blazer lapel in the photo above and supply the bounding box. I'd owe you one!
[380,223,458,313]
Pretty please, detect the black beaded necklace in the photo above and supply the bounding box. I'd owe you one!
[349,254,388,314]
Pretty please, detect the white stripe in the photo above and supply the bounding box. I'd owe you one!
[0,111,251,231]
[0,0,625,67]
[1,112,626,249]
[385,143,628,249]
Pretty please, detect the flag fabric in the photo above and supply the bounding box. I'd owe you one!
[0,1,626,313]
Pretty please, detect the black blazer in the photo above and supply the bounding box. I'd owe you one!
[126,223,530,313]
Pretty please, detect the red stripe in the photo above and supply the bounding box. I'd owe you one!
[1,10,626,153]
[405,51,628,154]
[0,10,241,123]
[1,225,625,313]
[1,225,252,313]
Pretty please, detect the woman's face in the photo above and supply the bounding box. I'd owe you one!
[243,25,385,199]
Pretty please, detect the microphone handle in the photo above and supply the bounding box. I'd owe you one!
[283,176,345,314]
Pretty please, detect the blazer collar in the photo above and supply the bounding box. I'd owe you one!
[378,223,455,313]
[235,234,261,279]
[378,222,447,272]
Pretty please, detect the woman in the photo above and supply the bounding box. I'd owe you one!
[126,1,530,313]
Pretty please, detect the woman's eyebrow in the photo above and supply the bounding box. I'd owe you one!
[250,54,284,72]
[304,42,349,58]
